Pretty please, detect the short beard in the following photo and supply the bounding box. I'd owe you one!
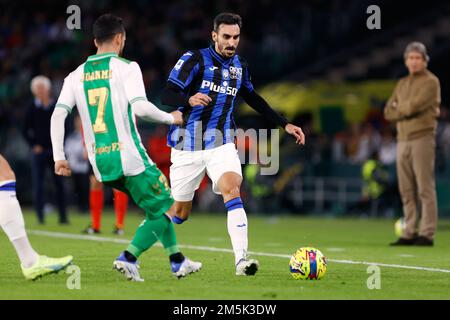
[219,44,235,58]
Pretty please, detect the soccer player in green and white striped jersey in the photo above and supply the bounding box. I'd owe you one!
[50,14,201,281]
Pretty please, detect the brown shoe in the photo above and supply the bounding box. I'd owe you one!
[389,237,416,246]
[413,236,434,246]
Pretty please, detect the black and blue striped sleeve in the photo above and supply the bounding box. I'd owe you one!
[167,51,201,90]
[240,88,289,129]
[239,57,254,92]
[242,65,254,92]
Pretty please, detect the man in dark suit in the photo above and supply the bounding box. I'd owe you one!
[23,75,68,224]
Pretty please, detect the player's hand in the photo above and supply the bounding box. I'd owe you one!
[188,93,212,107]
[171,110,184,125]
[55,160,72,177]
[285,124,305,145]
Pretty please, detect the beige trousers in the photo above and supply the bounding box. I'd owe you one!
[396,134,438,240]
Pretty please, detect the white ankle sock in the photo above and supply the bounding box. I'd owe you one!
[12,237,39,268]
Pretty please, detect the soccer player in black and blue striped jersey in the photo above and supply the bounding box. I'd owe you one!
[161,12,305,276]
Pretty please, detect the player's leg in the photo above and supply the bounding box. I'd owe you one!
[168,147,206,224]
[110,166,201,280]
[171,200,193,224]
[0,155,72,280]
[0,156,38,268]
[113,189,128,234]
[84,174,103,234]
[207,143,259,275]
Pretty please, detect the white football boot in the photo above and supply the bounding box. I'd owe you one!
[235,258,259,276]
[171,257,202,279]
[113,253,144,282]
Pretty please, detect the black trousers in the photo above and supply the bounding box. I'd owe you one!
[31,149,68,223]
[71,173,90,213]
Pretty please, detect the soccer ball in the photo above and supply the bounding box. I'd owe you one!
[289,247,327,280]
[394,218,405,237]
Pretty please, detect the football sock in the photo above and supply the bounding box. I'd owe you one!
[123,250,137,263]
[160,216,180,256]
[225,197,248,265]
[126,214,171,258]
[113,189,128,229]
[89,189,103,230]
[172,216,186,224]
[169,252,185,263]
[0,181,39,268]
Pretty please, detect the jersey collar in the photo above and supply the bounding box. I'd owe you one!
[87,52,118,61]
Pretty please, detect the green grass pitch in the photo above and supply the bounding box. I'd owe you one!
[0,210,449,299]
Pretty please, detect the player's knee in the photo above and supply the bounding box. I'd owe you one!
[0,159,16,181]
[173,202,192,220]
[175,207,191,220]
[4,168,15,181]
[222,185,241,200]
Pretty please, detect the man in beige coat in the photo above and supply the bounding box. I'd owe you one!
[384,42,441,246]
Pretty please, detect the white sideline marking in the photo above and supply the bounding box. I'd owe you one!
[208,237,224,242]
[326,247,345,252]
[28,229,450,274]
[265,242,282,247]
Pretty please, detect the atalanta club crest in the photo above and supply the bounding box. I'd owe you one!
[222,69,229,79]
[229,66,242,80]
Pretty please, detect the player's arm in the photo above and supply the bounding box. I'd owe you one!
[161,51,211,108]
[240,87,304,145]
[124,62,182,125]
[239,64,305,145]
[50,74,75,177]
[161,82,211,108]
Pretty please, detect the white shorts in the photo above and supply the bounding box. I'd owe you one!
[169,143,242,201]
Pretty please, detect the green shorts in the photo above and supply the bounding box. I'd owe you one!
[104,165,174,220]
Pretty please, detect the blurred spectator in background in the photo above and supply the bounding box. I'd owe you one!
[384,42,440,246]
[23,75,68,224]
[348,123,381,164]
[345,123,361,163]
[436,106,450,172]
[0,105,8,150]
[65,115,89,213]
[350,151,400,216]
[146,124,171,180]
[378,129,397,165]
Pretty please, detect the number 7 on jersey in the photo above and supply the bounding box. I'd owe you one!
[88,87,109,133]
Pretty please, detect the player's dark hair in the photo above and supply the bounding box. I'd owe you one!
[213,12,242,32]
[93,13,125,44]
